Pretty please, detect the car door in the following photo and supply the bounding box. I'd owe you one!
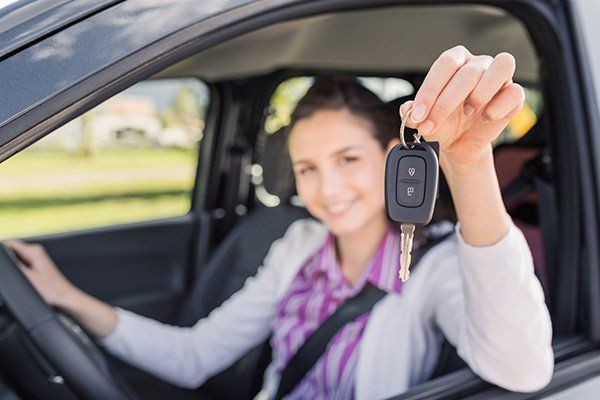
[0,76,214,323]
[0,1,261,324]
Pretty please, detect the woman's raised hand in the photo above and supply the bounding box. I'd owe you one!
[400,45,524,169]
[4,239,76,307]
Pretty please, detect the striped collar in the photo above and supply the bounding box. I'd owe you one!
[312,228,403,295]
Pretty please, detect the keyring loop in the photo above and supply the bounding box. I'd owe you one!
[400,107,423,149]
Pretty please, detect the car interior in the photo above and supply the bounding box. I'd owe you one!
[0,3,579,400]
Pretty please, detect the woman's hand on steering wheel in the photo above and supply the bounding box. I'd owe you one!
[4,240,76,308]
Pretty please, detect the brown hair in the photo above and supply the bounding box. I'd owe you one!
[288,76,399,152]
[287,76,456,242]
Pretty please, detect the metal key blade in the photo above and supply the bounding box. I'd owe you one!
[399,223,416,282]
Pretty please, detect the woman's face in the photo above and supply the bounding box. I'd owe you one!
[289,109,394,237]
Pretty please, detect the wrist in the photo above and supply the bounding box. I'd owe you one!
[54,284,84,311]
[441,145,494,182]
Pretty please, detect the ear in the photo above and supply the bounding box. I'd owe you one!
[386,138,400,154]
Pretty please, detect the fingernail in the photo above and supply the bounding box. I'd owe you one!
[419,120,434,136]
[412,103,427,122]
[463,104,475,116]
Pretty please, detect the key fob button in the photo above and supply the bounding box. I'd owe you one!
[398,156,426,181]
[396,181,425,207]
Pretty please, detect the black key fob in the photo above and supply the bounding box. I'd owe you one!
[385,141,440,225]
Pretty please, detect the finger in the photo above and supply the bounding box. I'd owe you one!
[503,104,523,121]
[19,264,33,278]
[422,56,493,137]
[3,239,24,248]
[464,52,516,115]
[482,83,525,121]
[399,100,418,129]
[5,240,36,265]
[411,45,471,123]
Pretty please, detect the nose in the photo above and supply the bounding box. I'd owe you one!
[318,167,344,201]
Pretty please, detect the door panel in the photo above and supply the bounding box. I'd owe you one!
[25,214,199,323]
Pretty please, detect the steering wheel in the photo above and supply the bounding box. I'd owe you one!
[0,243,134,400]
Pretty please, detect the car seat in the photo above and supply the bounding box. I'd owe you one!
[177,126,309,399]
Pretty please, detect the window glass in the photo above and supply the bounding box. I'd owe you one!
[0,78,209,239]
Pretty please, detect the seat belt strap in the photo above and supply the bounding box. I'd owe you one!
[274,283,385,400]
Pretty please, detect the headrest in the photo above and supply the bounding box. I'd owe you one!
[258,127,296,203]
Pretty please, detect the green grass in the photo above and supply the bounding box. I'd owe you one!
[0,148,197,239]
[1,148,196,175]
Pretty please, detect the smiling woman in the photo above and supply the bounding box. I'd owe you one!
[6,59,554,399]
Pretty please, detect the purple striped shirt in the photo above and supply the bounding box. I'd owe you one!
[270,228,402,399]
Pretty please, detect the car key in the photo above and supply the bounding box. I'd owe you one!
[385,108,440,281]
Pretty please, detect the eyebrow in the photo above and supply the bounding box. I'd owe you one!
[292,146,359,165]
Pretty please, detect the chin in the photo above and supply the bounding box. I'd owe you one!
[322,215,369,237]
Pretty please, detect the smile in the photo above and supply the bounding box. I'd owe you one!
[325,199,357,216]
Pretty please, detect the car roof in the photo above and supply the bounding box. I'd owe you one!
[158,4,539,83]
[0,0,122,60]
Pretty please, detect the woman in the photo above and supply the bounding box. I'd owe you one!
[6,46,553,399]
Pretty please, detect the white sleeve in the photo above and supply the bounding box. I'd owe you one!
[99,231,289,389]
[433,214,554,392]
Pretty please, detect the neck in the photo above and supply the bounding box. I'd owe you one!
[335,216,388,285]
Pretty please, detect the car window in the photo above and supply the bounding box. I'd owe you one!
[0,78,209,239]
[256,76,541,208]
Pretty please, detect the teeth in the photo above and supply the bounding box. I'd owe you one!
[326,200,354,215]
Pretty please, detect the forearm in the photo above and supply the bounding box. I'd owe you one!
[435,219,554,392]
[57,287,118,339]
[441,144,509,246]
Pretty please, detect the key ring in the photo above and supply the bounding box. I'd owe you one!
[400,108,423,149]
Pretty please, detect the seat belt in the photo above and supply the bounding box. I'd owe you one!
[274,282,385,400]
[275,231,453,400]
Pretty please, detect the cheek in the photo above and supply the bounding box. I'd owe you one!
[295,176,319,207]
[351,162,386,202]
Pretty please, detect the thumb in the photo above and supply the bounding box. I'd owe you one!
[399,100,419,129]
[4,240,35,266]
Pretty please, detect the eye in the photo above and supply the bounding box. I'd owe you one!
[298,166,315,176]
[339,156,359,165]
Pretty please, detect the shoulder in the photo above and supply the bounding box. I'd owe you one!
[415,233,462,281]
[273,218,328,252]
[377,233,463,310]
[262,217,328,276]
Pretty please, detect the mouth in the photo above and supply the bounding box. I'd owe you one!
[324,198,357,217]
